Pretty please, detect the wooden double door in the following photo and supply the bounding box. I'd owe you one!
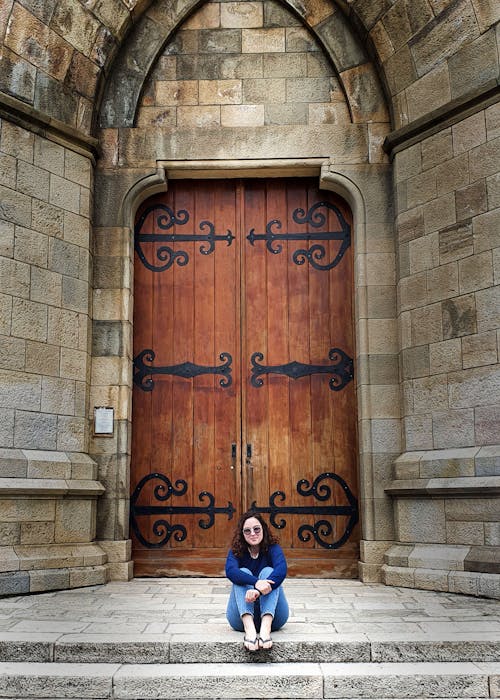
[131,178,359,578]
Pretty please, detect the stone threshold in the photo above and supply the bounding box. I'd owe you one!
[0,660,498,699]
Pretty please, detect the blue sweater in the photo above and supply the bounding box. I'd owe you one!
[225,543,287,590]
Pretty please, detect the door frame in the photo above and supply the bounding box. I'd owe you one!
[124,158,369,575]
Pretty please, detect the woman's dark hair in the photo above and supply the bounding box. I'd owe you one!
[230,510,278,558]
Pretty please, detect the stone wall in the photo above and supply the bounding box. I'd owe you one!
[0,0,498,597]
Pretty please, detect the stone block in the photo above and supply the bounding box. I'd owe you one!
[315,11,366,72]
[220,104,264,126]
[25,450,71,479]
[69,564,107,588]
[16,161,50,202]
[408,543,469,570]
[477,572,500,599]
[64,151,91,189]
[449,28,499,100]
[435,154,470,197]
[48,238,81,278]
[199,79,242,105]
[0,370,41,411]
[432,409,475,449]
[397,206,424,245]
[360,540,393,566]
[410,302,442,345]
[423,194,456,236]
[265,103,307,125]
[286,26,320,53]
[446,521,484,545]
[263,52,307,77]
[21,521,55,545]
[264,0,301,28]
[414,567,449,591]
[395,497,446,543]
[442,294,476,339]
[381,563,415,588]
[403,414,433,451]
[428,337,461,374]
[402,345,431,380]
[486,100,500,140]
[0,48,36,103]
[62,277,89,314]
[422,129,453,171]
[485,523,500,546]
[0,122,34,163]
[476,285,500,333]
[446,497,500,522]
[406,63,451,123]
[183,2,219,29]
[34,136,65,176]
[452,111,486,157]
[242,78,285,104]
[57,416,86,452]
[0,497,55,523]
[439,219,474,264]
[49,174,81,215]
[29,567,70,592]
[456,179,488,221]
[448,570,479,596]
[470,138,500,183]
[176,106,220,127]
[55,499,94,543]
[155,80,198,105]
[11,298,47,342]
[473,208,499,255]
[241,27,284,53]
[199,28,242,53]
[475,445,500,476]
[475,405,500,446]
[25,340,60,377]
[406,169,437,209]
[41,377,75,416]
[31,199,64,238]
[399,272,427,311]
[459,251,493,294]
[0,522,20,546]
[0,407,14,447]
[384,544,414,567]
[107,560,134,581]
[0,570,30,595]
[465,545,500,574]
[51,0,100,55]
[0,448,27,478]
[221,2,262,28]
[384,45,417,96]
[14,411,58,450]
[0,185,31,228]
[14,226,49,269]
[0,219,14,258]
[448,365,500,409]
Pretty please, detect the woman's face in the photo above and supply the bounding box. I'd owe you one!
[242,516,263,547]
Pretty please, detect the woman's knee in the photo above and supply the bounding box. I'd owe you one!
[258,566,273,578]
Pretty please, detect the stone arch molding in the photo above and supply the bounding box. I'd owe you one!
[98,0,387,129]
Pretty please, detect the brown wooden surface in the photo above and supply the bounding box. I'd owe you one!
[132,179,359,577]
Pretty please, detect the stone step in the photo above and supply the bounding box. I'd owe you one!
[0,661,499,698]
[1,634,500,664]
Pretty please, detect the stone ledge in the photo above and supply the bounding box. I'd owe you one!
[0,90,99,162]
[392,446,500,481]
[385,476,500,497]
[0,477,105,497]
[382,563,500,600]
[0,449,99,481]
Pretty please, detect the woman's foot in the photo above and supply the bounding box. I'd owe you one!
[258,635,273,650]
[243,636,259,652]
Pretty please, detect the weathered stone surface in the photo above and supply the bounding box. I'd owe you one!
[442,295,476,339]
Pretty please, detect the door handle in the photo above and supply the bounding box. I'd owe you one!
[230,443,236,470]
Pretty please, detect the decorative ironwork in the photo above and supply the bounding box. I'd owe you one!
[130,473,235,548]
[251,473,358,549]
[135,204,234,272]
[247,201,351,271]
[250,348,353,391]
[134,349,233,391]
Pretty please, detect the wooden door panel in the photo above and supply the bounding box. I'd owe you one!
[132,183,239,575]
[131,178,358,578]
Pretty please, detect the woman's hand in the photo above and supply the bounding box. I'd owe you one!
[245,588,260,603]
[255,579,274,596]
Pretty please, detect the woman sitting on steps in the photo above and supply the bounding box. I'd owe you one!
[225,510,289,652]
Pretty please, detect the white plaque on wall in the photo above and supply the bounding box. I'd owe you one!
[94,406,114,436]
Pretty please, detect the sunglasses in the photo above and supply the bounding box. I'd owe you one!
[243,526,262,535]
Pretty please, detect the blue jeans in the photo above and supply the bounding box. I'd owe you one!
[226,566,289,632]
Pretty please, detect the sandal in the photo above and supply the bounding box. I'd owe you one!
[258,636,273,650]
[243,636,259,652]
